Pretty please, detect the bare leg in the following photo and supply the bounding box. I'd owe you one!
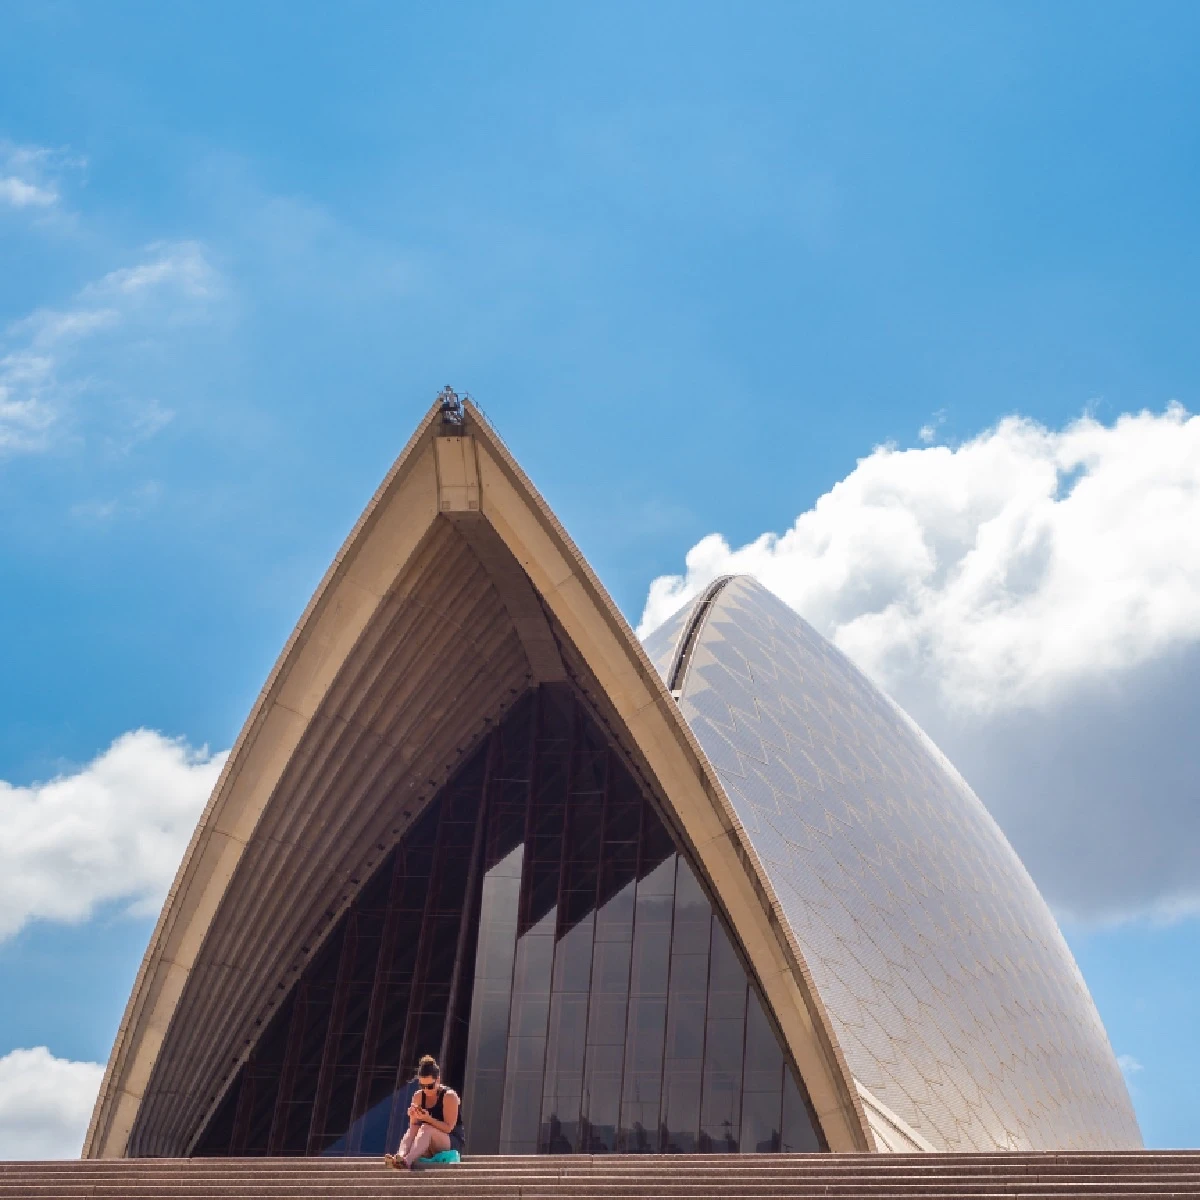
[402,1125,452,1166]
[387,1123,421,1169]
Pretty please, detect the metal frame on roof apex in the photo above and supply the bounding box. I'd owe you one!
[437,384,467,429]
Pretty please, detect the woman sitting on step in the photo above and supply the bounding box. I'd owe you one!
[384,1055,465,1169]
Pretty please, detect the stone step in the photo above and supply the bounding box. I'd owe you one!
[1,1188,1196,1197]
[2,1159,1195,1168]
[1,1153,1195,1200]
[0,1187,1193,1196]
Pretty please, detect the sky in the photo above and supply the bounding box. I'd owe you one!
[1,0,1198,1157]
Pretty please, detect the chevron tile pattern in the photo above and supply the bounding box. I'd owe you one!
[642,577,1140,1153]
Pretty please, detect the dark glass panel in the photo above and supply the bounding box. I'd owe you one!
[564,808,604,866]
[542,1075,583,1152]
[511,929,555,995]
[661,1069,702,1153]
[398,871,431,911]
[422,913,461,979]
[704,1017,745,1076]
[371,981,412,1069]
[351,1073,401,1155]
[506,1032,549,1070]
[499,1035,547,1152]
[781,1066,822,1152]
[538,684,574,740]
[318,1068,359,1153]
[629,913,672,997]
[551,917,594,993]
[700,1067,741,1154]
[461,835,524,1154]
[618,1070,662,1153]
[532,832,564,863]
[639,815,676,874]
[278,1100,315,1155]
[409,1009,445,1064]
[432,846,471,907]
[637,855,676,896]
[602,793,641,845]
[350,907,388,956]
[252,997,294,1068]
[572,750,609,796]
[334,984,372,1066]
[706,920,748,1021]
[286,1059,317,1106]
[664,993,707,1067]
[561,876,599,927]
[594,875,636,941]
[700,1005,745,1155]
[498,690,535,766]
[743,989,784,1094]
[671,860,712,956]
[510,991,551,1038]
[623,996,668,1064]
[526,864,561,927]
[194,1085,238,1156]
[590,939,632,996]
[740,1089,782,1154]
[581,1042,623,1151]
[499,779,530,808]
[241,1069,282,1154]
[384,933,419,982]
[468,1070,505,1149]
[668,952,709,995]
[543,993,589,1084]
[587,994,629,1049]
[486,807,526,867]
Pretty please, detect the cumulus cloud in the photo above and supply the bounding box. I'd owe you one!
[0,242,217,454]
[0,1047,103,1159]
[0,731,226,943]
[639,405,1200,923]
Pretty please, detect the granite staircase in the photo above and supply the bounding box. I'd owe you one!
[2,1152,1198,1199]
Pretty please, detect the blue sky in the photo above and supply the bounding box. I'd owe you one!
[1,0,1198,1154]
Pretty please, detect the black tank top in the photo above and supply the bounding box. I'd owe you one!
[420,1084,465,1149]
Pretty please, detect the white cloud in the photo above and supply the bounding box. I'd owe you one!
[84,241,218,302]
[0,1047,103,1159]
[0,242,217,455]
[0,731,226,943]
[69,480,163,524]
[639,405,1200,923]
[0,176,57,209]
[917,408,946,445]
[1117,1054,1144,1076]
[0,141,85,216]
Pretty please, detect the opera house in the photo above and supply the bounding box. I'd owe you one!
[82,394,1140,1161]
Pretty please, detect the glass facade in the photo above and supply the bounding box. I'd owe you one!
[195,683,821,1157]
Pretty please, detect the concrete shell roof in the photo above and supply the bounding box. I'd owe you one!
[85,404,869,1159]
[643,575,1141,1152]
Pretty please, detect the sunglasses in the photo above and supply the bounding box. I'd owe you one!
[419,1079,439,1089]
